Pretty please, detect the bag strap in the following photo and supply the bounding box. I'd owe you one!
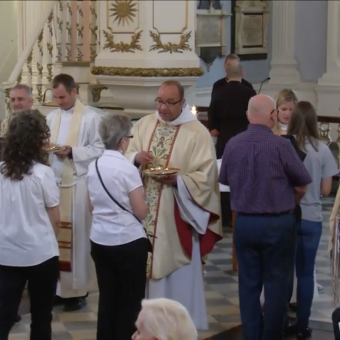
[95,158,142,224]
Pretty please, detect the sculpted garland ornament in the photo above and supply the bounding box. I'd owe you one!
[149,31,192,54]
[91,66,204,77]
[102,27,143,53]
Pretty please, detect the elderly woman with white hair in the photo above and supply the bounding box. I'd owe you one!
[132,298,198,340]
[87,114,149,340]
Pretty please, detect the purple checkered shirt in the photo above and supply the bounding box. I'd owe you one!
[219,124,312,214]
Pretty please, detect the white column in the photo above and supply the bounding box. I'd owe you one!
[316,1,340,118]
[317,1,340,86]
[269,0,300,85]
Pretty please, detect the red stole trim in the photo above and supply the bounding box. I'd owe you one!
[174,201,221,259]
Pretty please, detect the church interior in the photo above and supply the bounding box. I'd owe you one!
[1,0,340,339]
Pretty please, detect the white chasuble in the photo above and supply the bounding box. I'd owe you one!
[125,106,223,330]
[46,100,104,298]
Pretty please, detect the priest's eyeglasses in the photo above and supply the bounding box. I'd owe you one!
[155,98,182,106]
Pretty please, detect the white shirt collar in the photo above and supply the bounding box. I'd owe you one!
[279,122,288,132]
[103,150,125,159]
[156,104,198,126]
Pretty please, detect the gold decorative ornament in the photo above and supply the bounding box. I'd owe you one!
[36,84,43,103]
[47,12,53,37]
[47,42,53,58]
[102,28,142,53]
[76,23,84,61]
[91,66,204,77]
[110,0,137,26]
[26,50,33,76]
[92,86,108,103]
[37,29,44,54]
[67,2,72,16]
[57,17,63,32]
[149,31,192,54]
[90,4,97,19]
[46,64,53,83]
[36,62,43,77]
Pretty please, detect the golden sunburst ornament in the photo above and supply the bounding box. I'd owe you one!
[110,0,137,27]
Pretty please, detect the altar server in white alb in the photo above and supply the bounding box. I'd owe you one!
[125,80,223,330]
[46,74,104,311]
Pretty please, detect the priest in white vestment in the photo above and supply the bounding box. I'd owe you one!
[125,80,223,330]
[46,74,104,312]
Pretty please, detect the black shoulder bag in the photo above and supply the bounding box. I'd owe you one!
[95,159,153,253]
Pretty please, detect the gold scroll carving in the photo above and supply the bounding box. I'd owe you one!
[91,66,204,77]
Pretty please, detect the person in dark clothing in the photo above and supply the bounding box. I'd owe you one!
[211,54,254,99]
[210,61,256,228]
[208,62,257,159]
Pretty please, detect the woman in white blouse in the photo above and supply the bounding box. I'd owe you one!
[0,110,60,340]
[87,114,149,340]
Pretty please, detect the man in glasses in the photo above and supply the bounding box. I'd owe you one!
[125,80,223,331]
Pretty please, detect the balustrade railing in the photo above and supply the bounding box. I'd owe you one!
[2,0,99,111]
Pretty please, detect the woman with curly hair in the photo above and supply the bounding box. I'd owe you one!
[0,110,60,340]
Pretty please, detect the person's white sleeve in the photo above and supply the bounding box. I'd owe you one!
[42,167,60,208]
[123,165,143,193]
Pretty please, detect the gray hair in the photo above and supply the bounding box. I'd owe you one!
[225,53,240,62]
[10,84,33,98]
[226,63,243,78]
[99,114,132,150]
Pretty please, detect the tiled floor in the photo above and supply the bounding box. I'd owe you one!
[9,197,337,339]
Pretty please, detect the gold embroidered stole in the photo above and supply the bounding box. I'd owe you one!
[50,99,86,271]
[142,121,180,277]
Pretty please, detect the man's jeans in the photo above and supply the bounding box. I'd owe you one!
[235,212,296,340]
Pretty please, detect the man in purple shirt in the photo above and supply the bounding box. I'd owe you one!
[219,95,312,340]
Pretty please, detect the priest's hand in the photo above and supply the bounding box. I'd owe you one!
[135,151,154,165]
[55,145,71,160]
[153,175,177,186]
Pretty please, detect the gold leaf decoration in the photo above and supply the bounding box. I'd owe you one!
[91,66,204,77]
[102,27,142,53]
[110,0,137,26]
[149,31,192,54]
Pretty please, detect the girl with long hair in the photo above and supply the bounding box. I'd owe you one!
[0,110,60,340]
[285,102,338,339]
[273,89,298,136]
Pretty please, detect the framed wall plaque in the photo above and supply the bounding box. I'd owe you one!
[196,3,231,71]
[231,0,269,61]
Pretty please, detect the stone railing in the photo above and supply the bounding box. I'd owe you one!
[1,0,98,111]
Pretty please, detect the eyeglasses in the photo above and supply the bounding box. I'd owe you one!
[155,98,182,107]
[119,135,133,144]
[270,109,278,116]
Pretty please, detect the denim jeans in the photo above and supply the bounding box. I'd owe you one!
[235,212,296,340]
[295,219,322,330]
